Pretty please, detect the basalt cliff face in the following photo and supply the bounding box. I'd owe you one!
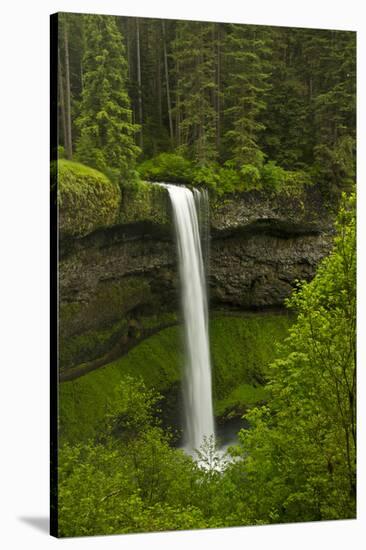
[59,175,334,380]
[209,190,333,308]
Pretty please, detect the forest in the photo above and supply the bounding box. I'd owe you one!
[56,13,355,196]
[53,13,356,538]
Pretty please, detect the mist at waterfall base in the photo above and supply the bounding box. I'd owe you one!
[160,183,237,469]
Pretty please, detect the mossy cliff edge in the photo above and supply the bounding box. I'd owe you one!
[57,160,334,381]
[57,159,169,240]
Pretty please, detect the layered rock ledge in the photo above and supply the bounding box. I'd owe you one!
[57,161,335,380]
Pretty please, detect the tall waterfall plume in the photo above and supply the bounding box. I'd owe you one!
[161,183,215,453]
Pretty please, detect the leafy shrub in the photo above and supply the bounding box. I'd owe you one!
[138,154,313,197]
[216,164,241,195]
[261,161,312,193]
[234,194,356,523]
[192,164,219,191]
[283,169,313,191]
[239,164,261,188]
[261,161,287,191]
[215,163,261,195]
[105,376,162,441]
[138,153,193,183]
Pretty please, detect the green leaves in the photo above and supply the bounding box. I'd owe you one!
[105,376,162,441]
[58,377,208,537]
[232,193,356,523]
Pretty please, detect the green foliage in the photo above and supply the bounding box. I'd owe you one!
[138,153,220,190]
[138,154,313,196]
[313,136,356,195]
[239,164,261,187]
[104,376,163,440]
[260,27,311,169]
[259,27,356,194]
[138,152,193,183]
[261,161,313,194]
[58,376,257,536]
[191,164,219,190]
[204,160,263,195]
[261,160,287,189]
[75,15,141,183]
[58,377,207,537]
[232,193,356,523]
[57,159,121,238]
[215,163,241,193]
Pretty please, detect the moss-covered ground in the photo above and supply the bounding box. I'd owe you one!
[60,313,292,443]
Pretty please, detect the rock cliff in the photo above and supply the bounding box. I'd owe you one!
[58,162,335,379]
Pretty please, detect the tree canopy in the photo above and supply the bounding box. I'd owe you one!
[57,14,356,195]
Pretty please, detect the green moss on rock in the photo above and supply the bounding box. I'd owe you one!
[59,325,182,442]
[59,310,178,373]
[60,277,154,341]
[119,180,170,227]
[60,313,292,443]
[58,160,121,238]
[91,278,154,322]
[210,313,292,400]
[59,319,128,371]
[214,384,268,418]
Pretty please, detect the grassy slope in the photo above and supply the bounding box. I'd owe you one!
[60,313,292,443]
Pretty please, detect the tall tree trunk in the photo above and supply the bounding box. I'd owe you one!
[126,19,131,78]
[58,48,68,153]
[80,59,84,94]
[162,21,173,145]
[216,24,221,152]
[136,17,143,148]
[157,53,162,129]
[63,17,73,159]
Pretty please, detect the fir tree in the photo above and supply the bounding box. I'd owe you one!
[171,21,218,165]
[76,14,141,183]
[223,24,271,168]
[260,27,310,169]
[309,30,356,192]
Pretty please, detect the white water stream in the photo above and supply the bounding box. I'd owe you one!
[161,183,215,454]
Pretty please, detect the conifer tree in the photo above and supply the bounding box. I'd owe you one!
[309,30,356,191]
[76,14,140,183]
[171,21,218,165]
[223,24,271,168]
[260,27,310,169]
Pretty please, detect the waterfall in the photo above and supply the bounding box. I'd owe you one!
[161,183,215,453]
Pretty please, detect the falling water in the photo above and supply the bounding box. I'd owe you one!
[161,183,215,453]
